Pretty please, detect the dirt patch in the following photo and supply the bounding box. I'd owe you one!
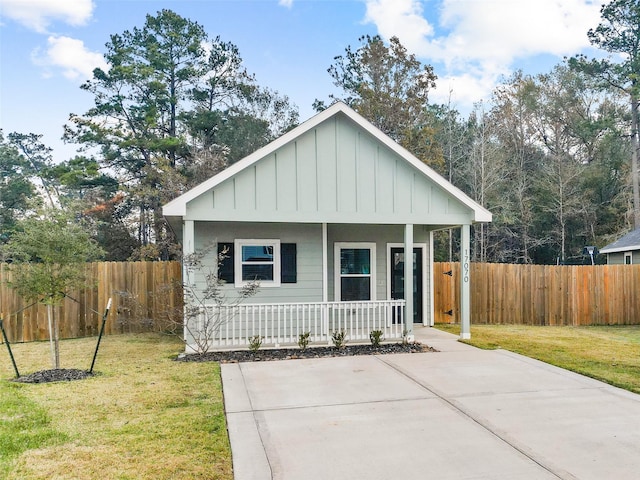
[177,342,435,363]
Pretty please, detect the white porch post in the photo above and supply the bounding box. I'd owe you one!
[183,220,195,345]
[404,224,414,338]
[460,224,471,340]
[428,230,435,327]
[322,223,328,303]
[322,223,329,344]
[183,220,195,256]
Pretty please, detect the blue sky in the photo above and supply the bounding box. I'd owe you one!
[0,0,603,164]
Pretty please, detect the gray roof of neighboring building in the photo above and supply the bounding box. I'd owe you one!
[600,227,640,254]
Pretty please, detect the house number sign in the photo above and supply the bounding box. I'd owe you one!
[463,248,470,283]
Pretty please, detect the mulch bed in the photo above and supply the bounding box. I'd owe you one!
[177,341,436,363]
[13,369,95,384]
[9,343,435,383]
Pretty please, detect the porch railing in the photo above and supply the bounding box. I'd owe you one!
[190,300,406,350]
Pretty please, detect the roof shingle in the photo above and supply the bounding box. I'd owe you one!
[600,227,640,254]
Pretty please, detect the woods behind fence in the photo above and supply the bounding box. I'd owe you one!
[1,262,639,343]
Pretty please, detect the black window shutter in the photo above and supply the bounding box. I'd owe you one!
[281,243,297,283]
[217,243,234,283]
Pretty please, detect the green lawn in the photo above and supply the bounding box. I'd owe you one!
[435,323,640,394]
[0,334,232,480]
[4,326,639,478]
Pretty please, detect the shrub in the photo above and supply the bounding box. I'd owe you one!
[331,329,347,349]
[298,331,311,350]
[369,329,384,347]
[248,335,262,352]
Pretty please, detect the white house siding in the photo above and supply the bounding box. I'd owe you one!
[184,113,474,226]
[195,221,324,304]
[607,251,639,265]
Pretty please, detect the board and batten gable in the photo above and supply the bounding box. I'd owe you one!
[183,112,474,225]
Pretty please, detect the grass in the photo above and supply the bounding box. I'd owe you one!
[0,333,232,480]
[435,323,640,394]
[5,325,639,477]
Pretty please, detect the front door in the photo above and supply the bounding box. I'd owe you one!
[390,247,423,323]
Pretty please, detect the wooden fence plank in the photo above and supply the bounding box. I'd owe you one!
[3,261,640,342]
[433,263,640,326]
[0,261,182,343]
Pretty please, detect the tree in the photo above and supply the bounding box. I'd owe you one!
[569,0,640,228]
[179,244,258,354]
[0,132,36,238]
[464,103,509,262]
[64,10,298,258]
[490,71,548,263]
[2,209,104,368]
[44,156,119,203]
[5,132,59,208]
[317,35,442,168]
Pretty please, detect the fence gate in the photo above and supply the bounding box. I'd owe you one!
[433,262,459,324]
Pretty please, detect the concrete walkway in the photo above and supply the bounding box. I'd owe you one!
[221,327,640,480]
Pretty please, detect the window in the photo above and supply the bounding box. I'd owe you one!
[234,239,281,287]
[221,241,297,286]
[335,243,376,301]
[625,252,632,265]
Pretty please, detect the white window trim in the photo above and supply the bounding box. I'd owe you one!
[334,242,376,301]
[625,251,632,265]
[234,239,281,287]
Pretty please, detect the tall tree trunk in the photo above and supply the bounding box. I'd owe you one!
[53,305,60,369]
[47,304,55,368]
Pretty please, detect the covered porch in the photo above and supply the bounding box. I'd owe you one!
[182,220,474,351]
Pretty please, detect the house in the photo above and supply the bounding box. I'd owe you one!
[163,102,491,351]
[600,227,640,264]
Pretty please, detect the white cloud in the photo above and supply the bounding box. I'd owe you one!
[363,0,434,52]
[278,0,294,8]
[32,36,108,81]
[363,0,603,109]
[1,0,94,33]
[431,71,507,109]
[434,0,601,65]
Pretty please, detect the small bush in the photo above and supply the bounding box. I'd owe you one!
[331,329,347,349]
[248,335,262,352]
[298,331,311,350]
[369,330,384,348]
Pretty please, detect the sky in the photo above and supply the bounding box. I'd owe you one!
[0,0,605,164]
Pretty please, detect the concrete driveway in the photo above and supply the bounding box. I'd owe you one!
[221,327,640,480]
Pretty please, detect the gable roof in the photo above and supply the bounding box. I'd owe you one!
[163,102,491,224]
[600,227,640,254]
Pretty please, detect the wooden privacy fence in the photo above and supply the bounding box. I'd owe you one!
[0,261,182,343]
[3,261,639,342]
[434,262,640,326]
